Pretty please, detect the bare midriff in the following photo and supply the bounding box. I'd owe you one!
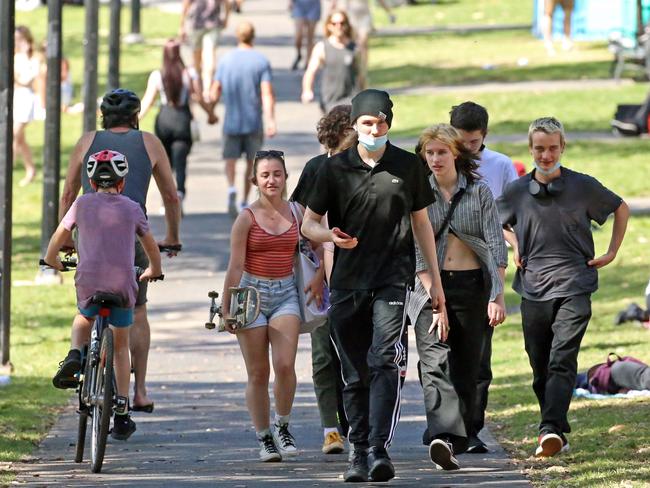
[442,233,481,271]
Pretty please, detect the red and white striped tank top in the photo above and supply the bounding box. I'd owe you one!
[244,208,299,278]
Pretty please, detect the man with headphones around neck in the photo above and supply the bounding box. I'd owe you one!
[497,117,629,458]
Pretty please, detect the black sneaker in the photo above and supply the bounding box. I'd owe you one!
[52,350,81,389]
[344,448,369,482]
[614,303,646,325]
[367,446,395,482]
[111,414,136,441]
[429,438,460,470]
[466,435,488,454]
[291,54,302,71]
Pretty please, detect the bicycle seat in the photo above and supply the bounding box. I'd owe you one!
[90,293,126,308]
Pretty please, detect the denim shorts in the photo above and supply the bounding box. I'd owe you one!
[240,271,301,329]
[78,305,133,328]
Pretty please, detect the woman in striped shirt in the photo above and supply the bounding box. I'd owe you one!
[407,124,507,465]
[221,150,312,462]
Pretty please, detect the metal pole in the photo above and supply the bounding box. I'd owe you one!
[637,0,645,39]
[108,0,121,90]
[0,0,15,369]
[37,0,63,285]
[83,0,99,133]
[124,0,144,44]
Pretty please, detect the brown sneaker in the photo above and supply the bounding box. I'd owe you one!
[322,431,345,454]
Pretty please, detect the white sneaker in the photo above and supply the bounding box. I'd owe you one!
[258,433,282,462]
[272,422,298,457]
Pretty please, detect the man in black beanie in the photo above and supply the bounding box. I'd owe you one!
[302,89,448,482]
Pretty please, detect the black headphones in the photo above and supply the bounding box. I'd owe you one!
[528,170,565,198]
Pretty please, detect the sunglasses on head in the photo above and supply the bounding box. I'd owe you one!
[255,150,285,160]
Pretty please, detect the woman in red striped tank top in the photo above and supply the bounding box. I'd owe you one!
[222,150,315,462]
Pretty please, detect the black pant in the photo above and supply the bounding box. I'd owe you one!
[441,270,488,441]
[471,323,493,438]
[328,284,408,450]
[155,105,192,195]
[521,294,591,435]
[414,301,467,454]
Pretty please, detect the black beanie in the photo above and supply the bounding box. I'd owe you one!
[351,89,393,128]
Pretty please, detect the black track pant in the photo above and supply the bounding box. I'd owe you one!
[329,284,408,450]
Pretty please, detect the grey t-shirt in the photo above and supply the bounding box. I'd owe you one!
[215,48,272,136]
[497,167,622,301]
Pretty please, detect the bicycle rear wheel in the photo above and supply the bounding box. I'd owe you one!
[90,328,114,473]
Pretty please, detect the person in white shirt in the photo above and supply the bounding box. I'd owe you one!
[449,101,517,453]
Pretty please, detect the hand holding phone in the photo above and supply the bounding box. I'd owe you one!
[332,227,352,240]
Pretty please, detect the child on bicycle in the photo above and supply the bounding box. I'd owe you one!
[44,149,163,441]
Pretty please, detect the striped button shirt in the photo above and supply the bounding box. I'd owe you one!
[407,173,508,325]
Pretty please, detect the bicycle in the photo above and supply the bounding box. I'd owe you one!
[40,256,164,473]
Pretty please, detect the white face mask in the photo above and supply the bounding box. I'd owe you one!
[534,161,561,176]
[357,130,388,152]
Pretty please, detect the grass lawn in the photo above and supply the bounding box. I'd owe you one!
[372,0,531,28]
[369,29,615,88]
[0,5,178,485]
[493,215,650,487]
[388,83,650,137]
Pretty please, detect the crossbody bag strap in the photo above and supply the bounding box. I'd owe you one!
[435,188,466,241]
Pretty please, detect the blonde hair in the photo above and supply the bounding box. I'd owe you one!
[528,117,565,147]
[236,22,255,44]
[416,124,480,183]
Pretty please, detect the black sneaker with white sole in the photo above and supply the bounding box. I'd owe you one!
[111,414,136,441]
[466,435,489,454]
[429,438,460,470]
[52,349,81,389]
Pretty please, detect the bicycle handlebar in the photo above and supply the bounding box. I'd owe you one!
[39,258,77,271]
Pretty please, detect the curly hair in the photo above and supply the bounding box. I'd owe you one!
[416,124,480,184]
[317,104,353,152]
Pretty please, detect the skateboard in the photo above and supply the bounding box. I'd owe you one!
[205,287,260,332]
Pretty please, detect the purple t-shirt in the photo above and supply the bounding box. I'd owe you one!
[62,192,149,309]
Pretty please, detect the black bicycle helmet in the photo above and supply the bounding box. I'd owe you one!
[87,150,129,188]
[100,88,141,117]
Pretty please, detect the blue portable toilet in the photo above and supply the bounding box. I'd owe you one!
[532,0,650,41]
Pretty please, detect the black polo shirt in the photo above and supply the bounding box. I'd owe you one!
[307,142,434,290]
[290,153,327,206]
[497,167,622,301]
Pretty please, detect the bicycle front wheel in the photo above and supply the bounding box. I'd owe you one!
[90,327,114,473]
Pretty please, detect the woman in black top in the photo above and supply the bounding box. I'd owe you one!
[140,39,215,203]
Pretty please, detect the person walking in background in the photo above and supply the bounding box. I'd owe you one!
[140,39,217,210]
[409,124,507,470]
[221,151,305,462]
[179,0,229,95]
[301,10,361,113]
[289,0,321,71]
[59,89,182,414]
[449,101,517,454]
[209,21,277,218]
[290,105,354,455]
[328,0,395,86]
[301,89,446,482]
[13,25,39,187]
[497,117,629,457]
[542,0,574,55]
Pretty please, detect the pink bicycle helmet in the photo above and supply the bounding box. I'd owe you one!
[86,150,129,188]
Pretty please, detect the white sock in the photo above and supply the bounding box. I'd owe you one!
[275,413,290,426]
[257,428,271,439]
[324,427,339,437]
[228,186,236,194]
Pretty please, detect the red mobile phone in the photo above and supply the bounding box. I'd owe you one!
[332,227,352,239]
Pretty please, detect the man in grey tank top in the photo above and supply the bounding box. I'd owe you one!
[59,89,181,413]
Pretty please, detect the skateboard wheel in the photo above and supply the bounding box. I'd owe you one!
[205,322,216,330]
[208,291,219,299]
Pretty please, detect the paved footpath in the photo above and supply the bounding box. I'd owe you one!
[11,1,536,485]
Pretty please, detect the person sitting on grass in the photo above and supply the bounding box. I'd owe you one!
[46,150,163,441]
